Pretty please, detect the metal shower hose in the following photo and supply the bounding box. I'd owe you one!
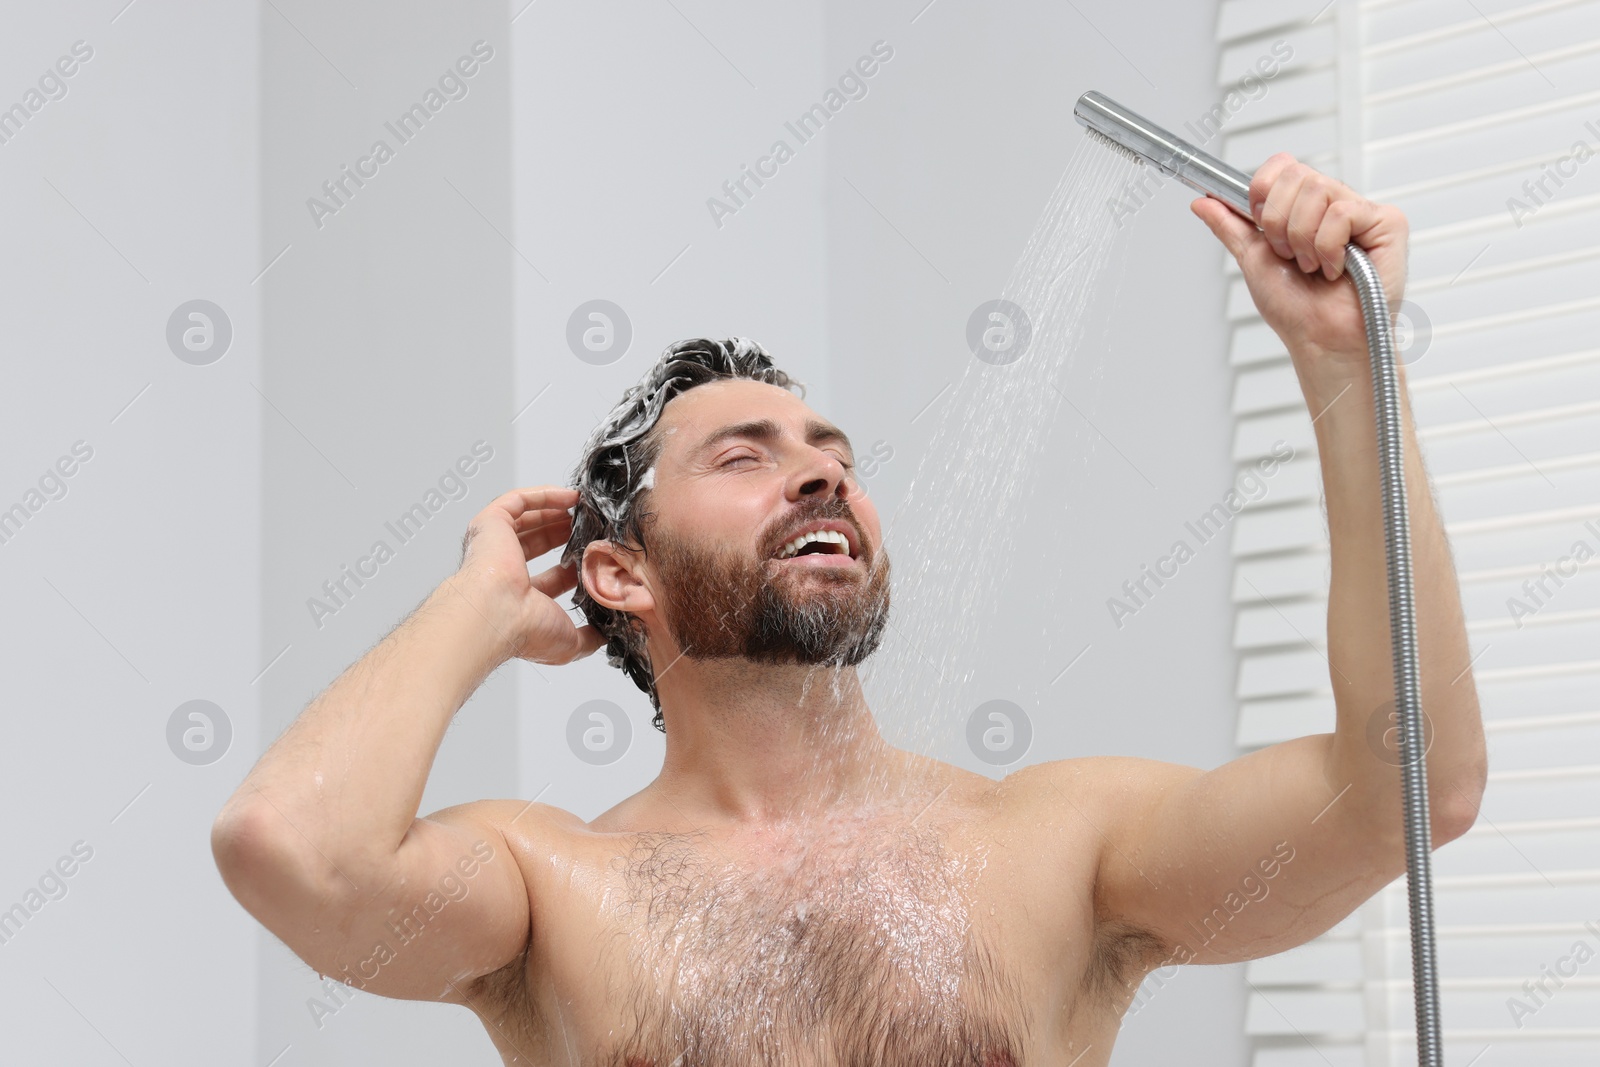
[1072,90,1444,1065]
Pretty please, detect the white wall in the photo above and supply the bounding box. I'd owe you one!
[0,1,260,1064]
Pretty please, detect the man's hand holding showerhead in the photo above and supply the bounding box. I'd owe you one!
[1191,152,1410,400]
[455,484,606,666]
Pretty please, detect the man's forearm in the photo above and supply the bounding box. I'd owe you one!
[1302,359,1488,834]
[218,577,511,880]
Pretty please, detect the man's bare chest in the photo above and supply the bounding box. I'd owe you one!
[517,814,1050,1067]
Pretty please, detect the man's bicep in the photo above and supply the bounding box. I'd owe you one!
[1079,737,1400,968]
[291,800,534,1003]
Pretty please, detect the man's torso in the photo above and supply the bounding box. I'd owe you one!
[461,759,1158,1066]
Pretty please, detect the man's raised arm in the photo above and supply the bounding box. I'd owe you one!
[210,486,604,1001]
[1051,156,1489,969]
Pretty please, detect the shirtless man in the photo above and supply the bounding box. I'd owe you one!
[212,156,1488,1065]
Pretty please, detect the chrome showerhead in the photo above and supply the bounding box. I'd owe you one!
[1081,126,1146,167]
[1073,90,1255,221]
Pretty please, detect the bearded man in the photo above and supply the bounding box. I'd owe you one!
[213,157,1488,1066]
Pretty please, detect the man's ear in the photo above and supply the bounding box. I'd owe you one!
[582,540,654,614]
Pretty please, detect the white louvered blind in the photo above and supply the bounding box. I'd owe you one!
[1218,0,1600,1064]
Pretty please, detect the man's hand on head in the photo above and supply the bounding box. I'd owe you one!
[1191,152,1410,398]
[453,485,606,666]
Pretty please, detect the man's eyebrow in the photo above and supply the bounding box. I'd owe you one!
[689,417,855,461]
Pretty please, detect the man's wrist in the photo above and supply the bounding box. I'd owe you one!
[422,573,521,675]
[1289,346,1380,427]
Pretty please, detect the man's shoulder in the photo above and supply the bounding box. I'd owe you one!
[998,754,1187,813]
[423,797,588,851]
[999,757,1201,987]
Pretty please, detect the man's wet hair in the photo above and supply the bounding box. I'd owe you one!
[561,337,805,733]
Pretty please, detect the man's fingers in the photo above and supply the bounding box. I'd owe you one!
[573,624,606,660]
[1315,200,1358,280]
[1339,196,1399,249]
[1252,158,1381,282]
[485,485,579,522]
[513,508,575,536]
[529,558,580,599]
[1287,178,1333,275]
[459,509,572,566]
[1258,164,1308,261]
[1248,152,1298,220]
[516,516,574,562]
[514,515,572,537]
[1191,197,1258,263]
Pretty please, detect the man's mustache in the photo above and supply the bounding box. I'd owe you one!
[763,501,869,561]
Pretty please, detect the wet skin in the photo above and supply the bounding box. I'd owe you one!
[217,151,1491,1066]
[438,379,1140,1063]
[452,756,1147,1066]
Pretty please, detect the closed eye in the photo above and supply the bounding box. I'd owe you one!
[718,450,853,469]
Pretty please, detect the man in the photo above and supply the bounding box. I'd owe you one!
[212,155,1488,1066]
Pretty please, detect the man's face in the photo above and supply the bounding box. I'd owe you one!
[636,379,890,667]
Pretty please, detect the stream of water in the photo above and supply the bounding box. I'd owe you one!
[859,134,1144,776]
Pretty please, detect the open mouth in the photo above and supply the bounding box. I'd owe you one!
[771,524,859,565]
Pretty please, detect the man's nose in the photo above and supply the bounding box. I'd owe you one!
[793,451,852,500]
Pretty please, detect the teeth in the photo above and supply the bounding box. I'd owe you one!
[776,529,850,559]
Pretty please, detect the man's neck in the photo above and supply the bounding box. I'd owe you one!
[650,658,905,825]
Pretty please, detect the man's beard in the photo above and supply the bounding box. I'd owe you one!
[646,517,891,667]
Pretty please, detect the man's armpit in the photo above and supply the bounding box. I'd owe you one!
[1080,917,1173,1005]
